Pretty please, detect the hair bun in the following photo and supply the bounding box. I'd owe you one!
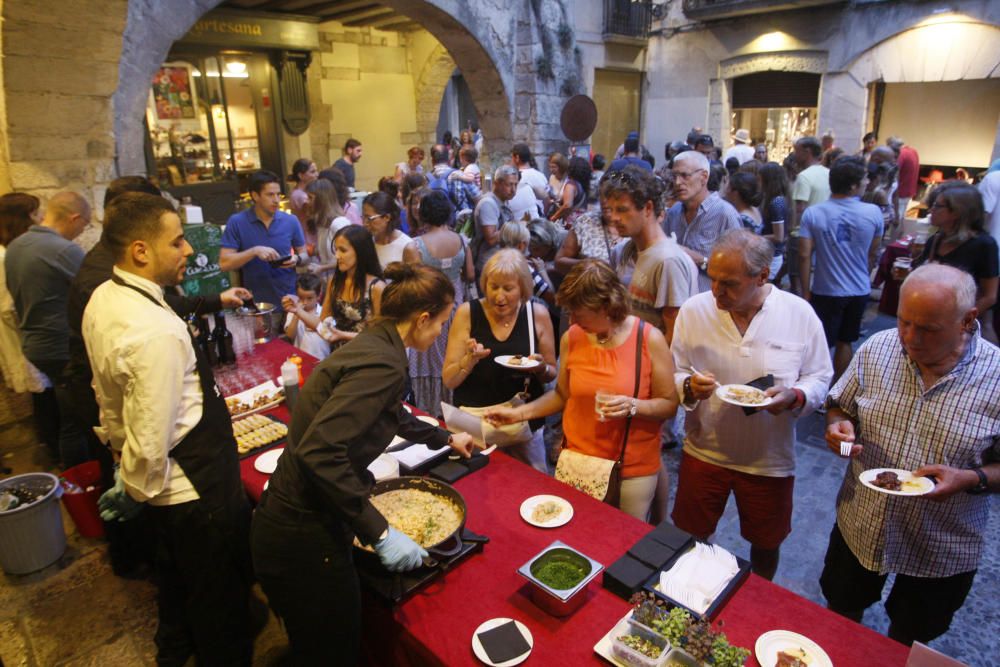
[382,261,415,283]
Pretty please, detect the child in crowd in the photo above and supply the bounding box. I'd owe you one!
[281,273,331,360]
[459,146,481,188]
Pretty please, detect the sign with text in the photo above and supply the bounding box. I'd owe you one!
[182,223,230,297]
[178,11,319,51]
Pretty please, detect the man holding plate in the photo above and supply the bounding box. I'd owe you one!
[821,264,999,646]
[671,230,832,580]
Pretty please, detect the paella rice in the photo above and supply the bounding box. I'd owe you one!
[363,489,463,548]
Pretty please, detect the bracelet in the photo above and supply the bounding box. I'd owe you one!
[629,398,638,417]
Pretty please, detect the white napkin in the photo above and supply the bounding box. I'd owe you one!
[659,543,739,614]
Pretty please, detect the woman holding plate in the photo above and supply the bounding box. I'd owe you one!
[251,262,478,666]
[443,249,556,472]
[486,260,679,521]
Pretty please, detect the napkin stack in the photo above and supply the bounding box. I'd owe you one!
[658,543,739,614]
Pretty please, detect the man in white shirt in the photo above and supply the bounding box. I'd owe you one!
[723,129,755,165]
[84,193,252,665]
[511,142,551,218]
[671,230,832,580]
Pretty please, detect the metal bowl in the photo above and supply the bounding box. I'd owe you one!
[234,302,276,343]
[517,540,603,616]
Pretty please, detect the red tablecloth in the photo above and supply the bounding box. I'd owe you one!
[233,341,908,667]
[361,453,909,667]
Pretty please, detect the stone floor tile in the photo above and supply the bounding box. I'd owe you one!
[55,633,147,667]
[0,619,33,667]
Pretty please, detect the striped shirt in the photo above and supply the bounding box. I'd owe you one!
[663,192,742,292]
[828,328,1000,577]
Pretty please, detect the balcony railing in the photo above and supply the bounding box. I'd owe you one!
[604,0,653,42]
[683,0,843,21]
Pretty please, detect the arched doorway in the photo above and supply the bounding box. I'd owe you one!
[113,0,515,180]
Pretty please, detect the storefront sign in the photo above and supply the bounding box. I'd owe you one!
[179,11,319,51]
[182,223,231,297]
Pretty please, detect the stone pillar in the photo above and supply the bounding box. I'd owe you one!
[817,72,868,158]
[1,0,128,229]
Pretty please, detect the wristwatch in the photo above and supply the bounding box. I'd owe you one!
[699,257,708,272]
[629,398,638,417]
[967,467,988,495]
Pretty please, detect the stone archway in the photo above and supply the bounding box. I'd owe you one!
[113,0,518,177]
[413,45,456,147]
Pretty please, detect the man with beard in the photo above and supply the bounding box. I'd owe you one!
[83,193,253,665]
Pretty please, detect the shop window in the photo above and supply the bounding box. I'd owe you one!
[731,71,820,160]
[147,54,261,187]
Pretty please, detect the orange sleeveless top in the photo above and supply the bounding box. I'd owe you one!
[562,318,661,478]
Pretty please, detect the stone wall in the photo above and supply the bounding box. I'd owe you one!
[0,0,128,243]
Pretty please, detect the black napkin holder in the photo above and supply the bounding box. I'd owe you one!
[428,450,490,484]
[641,541,752,621]
[603,553,656,601]
[647,521,694,552]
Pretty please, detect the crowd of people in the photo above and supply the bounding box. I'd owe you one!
[0,126,997,665]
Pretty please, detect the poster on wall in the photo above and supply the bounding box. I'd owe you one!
[151,64,197,121]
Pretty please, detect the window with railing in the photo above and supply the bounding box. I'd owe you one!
[603,0,653,40]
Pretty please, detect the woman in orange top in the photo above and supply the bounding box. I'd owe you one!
[487,260,678,521]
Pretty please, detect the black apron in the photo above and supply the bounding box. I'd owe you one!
[110,275,244,510]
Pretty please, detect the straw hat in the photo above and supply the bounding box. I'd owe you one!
[732,129,751,144]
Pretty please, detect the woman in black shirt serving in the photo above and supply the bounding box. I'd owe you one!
[912,183,998,340]
[443,249,557,472]
[251,262,477,666]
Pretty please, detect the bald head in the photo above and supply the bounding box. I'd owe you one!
[869,146,895,165]
[42,191,91,241]
[901,264,976,319]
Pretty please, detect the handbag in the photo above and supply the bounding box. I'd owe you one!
[555,321,644,505]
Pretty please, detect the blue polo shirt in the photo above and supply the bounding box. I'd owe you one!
[221,208,304,306]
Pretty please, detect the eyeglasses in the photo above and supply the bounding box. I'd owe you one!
[673,169,707,181]
[930,202,950,210]
[364,213,386,221]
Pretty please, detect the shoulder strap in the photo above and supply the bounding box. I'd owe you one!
[615,320,644,465]
[527,301,536,357]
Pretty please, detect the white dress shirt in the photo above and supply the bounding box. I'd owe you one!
[671,286,833,476]
[83,267,202,505]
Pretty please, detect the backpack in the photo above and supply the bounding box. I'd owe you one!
[429,167,458,207]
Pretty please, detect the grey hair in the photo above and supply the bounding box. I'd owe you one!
[711,229,774,276]
[886,136,904,150]
[902,264,976,315]
[499,220,530,248]
[493,164,519,182]
[672,151,710,172]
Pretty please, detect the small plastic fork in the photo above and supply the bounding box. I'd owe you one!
[839,441,854,458]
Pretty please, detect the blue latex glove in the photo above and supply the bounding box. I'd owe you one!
[97,467,143,522]
[374,527,428,572]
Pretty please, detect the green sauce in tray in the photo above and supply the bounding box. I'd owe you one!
[532,559,587,589]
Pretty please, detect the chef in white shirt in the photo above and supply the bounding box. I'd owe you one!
[670,229,832,581]
[83,192,253,665]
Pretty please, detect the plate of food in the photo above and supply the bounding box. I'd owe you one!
[716,384,772,408]
[755,630,832,667]
[859,468,935,496]
[233,414,288,456]
[472,617,533,667]
[226,381,284,419]
[495,354,540,370]
[519,494,573,528]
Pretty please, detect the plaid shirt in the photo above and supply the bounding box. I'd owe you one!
[828,328,1000,577]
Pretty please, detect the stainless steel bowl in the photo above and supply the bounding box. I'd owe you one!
[517,540,603,616]
[235,302,276,343]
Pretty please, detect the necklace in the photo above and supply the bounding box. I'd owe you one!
[488,302,519,329]
[596,322,621,345]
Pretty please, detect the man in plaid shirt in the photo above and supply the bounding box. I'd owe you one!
[822,264,999,645]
